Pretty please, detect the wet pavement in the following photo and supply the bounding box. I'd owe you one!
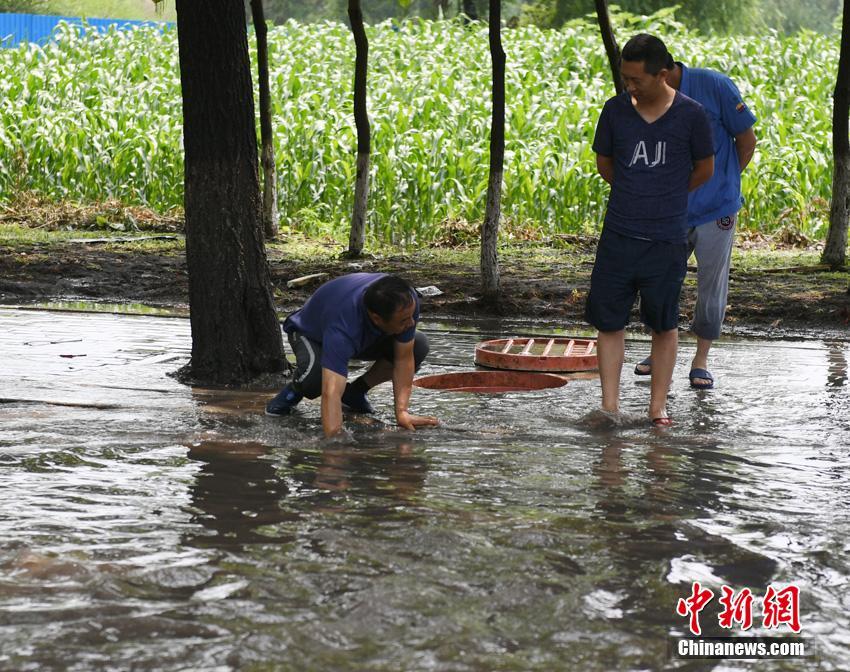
[1,306,849,671]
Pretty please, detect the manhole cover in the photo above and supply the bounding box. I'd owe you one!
[413,370,568,393]
[474,337,598,372]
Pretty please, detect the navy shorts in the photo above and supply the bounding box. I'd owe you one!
[585,227,688,333]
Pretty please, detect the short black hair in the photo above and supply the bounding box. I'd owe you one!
[621,33,671,75]
[364,275,415,320]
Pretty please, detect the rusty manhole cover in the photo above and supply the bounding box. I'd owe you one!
[474,337,598,372]
[413,370,568,393]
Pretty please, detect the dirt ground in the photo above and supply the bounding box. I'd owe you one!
[1,235,848,340]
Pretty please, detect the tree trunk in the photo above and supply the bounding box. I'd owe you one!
[347,0,370,257]
[822,0,850,269]
[250,0,279,240]
[175,0,284,385]
[481,0,504,301]
[460,0,478,22]
[594,0,622,95]
[550,0,565,27]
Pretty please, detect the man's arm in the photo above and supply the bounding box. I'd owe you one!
[392,338,438,431]
[688,156,714,192]
[596,154,614,185]
[321,368,347,437]
[734,127,756,172]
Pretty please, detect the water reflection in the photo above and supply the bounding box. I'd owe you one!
[592,433,778,642]
[826,342,847,388]
[184,439,296,547]
[287,439,426,506]
[183,435,429,551]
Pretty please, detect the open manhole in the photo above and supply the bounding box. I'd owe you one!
[413,370,568,393]
[474,337,598,372]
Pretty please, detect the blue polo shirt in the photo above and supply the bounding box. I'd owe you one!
[679,63,757,226]
[593,91,714,243]
[283,273,419,377]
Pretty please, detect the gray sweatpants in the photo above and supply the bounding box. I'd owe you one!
[688,213,736,341]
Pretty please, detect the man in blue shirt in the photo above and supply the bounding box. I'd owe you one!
[634,57,757,389]
[587,34,715,426]
[266,273,438,437]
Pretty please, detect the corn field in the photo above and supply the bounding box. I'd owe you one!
[0,17,837,244]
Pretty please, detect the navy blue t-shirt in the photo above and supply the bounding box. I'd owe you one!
[593,91,714,243]
[283,273,420,377]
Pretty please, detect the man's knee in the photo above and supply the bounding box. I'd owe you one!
[652,327,679,339]
[293,367,322,399]
[413,332,429,371]
[290,332,323,399]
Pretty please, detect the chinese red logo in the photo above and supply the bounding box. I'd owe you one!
[676,583,801,635]
[718,585,755,630]
[763,585,801,633]
[676,581,714,636]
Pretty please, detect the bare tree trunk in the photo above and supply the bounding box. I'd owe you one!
[347,0,370,257]
[822,0,850,269]
[594,0,622,95]
[553,0,573,27]
[250,0,279,240]
[481,0,504,302]
[175,0,284,385]
[251,0,278,240]
[460,0,478,22]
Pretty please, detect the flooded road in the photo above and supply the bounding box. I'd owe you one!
[0,307,848,671]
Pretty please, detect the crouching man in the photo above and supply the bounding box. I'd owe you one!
[266,273,439,437]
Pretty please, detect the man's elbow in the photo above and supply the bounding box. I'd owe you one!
[596,156,614,184]
[739,136,757,168]
[738,129,757,152]
[699,158,715,184]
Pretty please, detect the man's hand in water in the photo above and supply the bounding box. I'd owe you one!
[396,410,439,431]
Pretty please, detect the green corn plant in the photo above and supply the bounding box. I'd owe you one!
[0,16,837,244]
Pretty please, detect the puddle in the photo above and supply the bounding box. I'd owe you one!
[0,307,848,670]
[5,300,188,318]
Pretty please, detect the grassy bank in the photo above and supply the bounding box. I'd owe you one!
[2,220,847,339]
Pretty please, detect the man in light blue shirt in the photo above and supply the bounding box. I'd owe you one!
[635,57,757,389]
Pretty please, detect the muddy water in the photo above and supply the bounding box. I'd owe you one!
[0,307,848,671]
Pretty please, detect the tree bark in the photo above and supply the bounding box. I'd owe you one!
[347,0,370,257]
[822,0,850,269]
[594,0,622,95]
[481,0,504,301]
[175,0,284,385]
[250,0,279,240]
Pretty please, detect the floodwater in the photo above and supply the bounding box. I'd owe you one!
[0,307,848,671]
